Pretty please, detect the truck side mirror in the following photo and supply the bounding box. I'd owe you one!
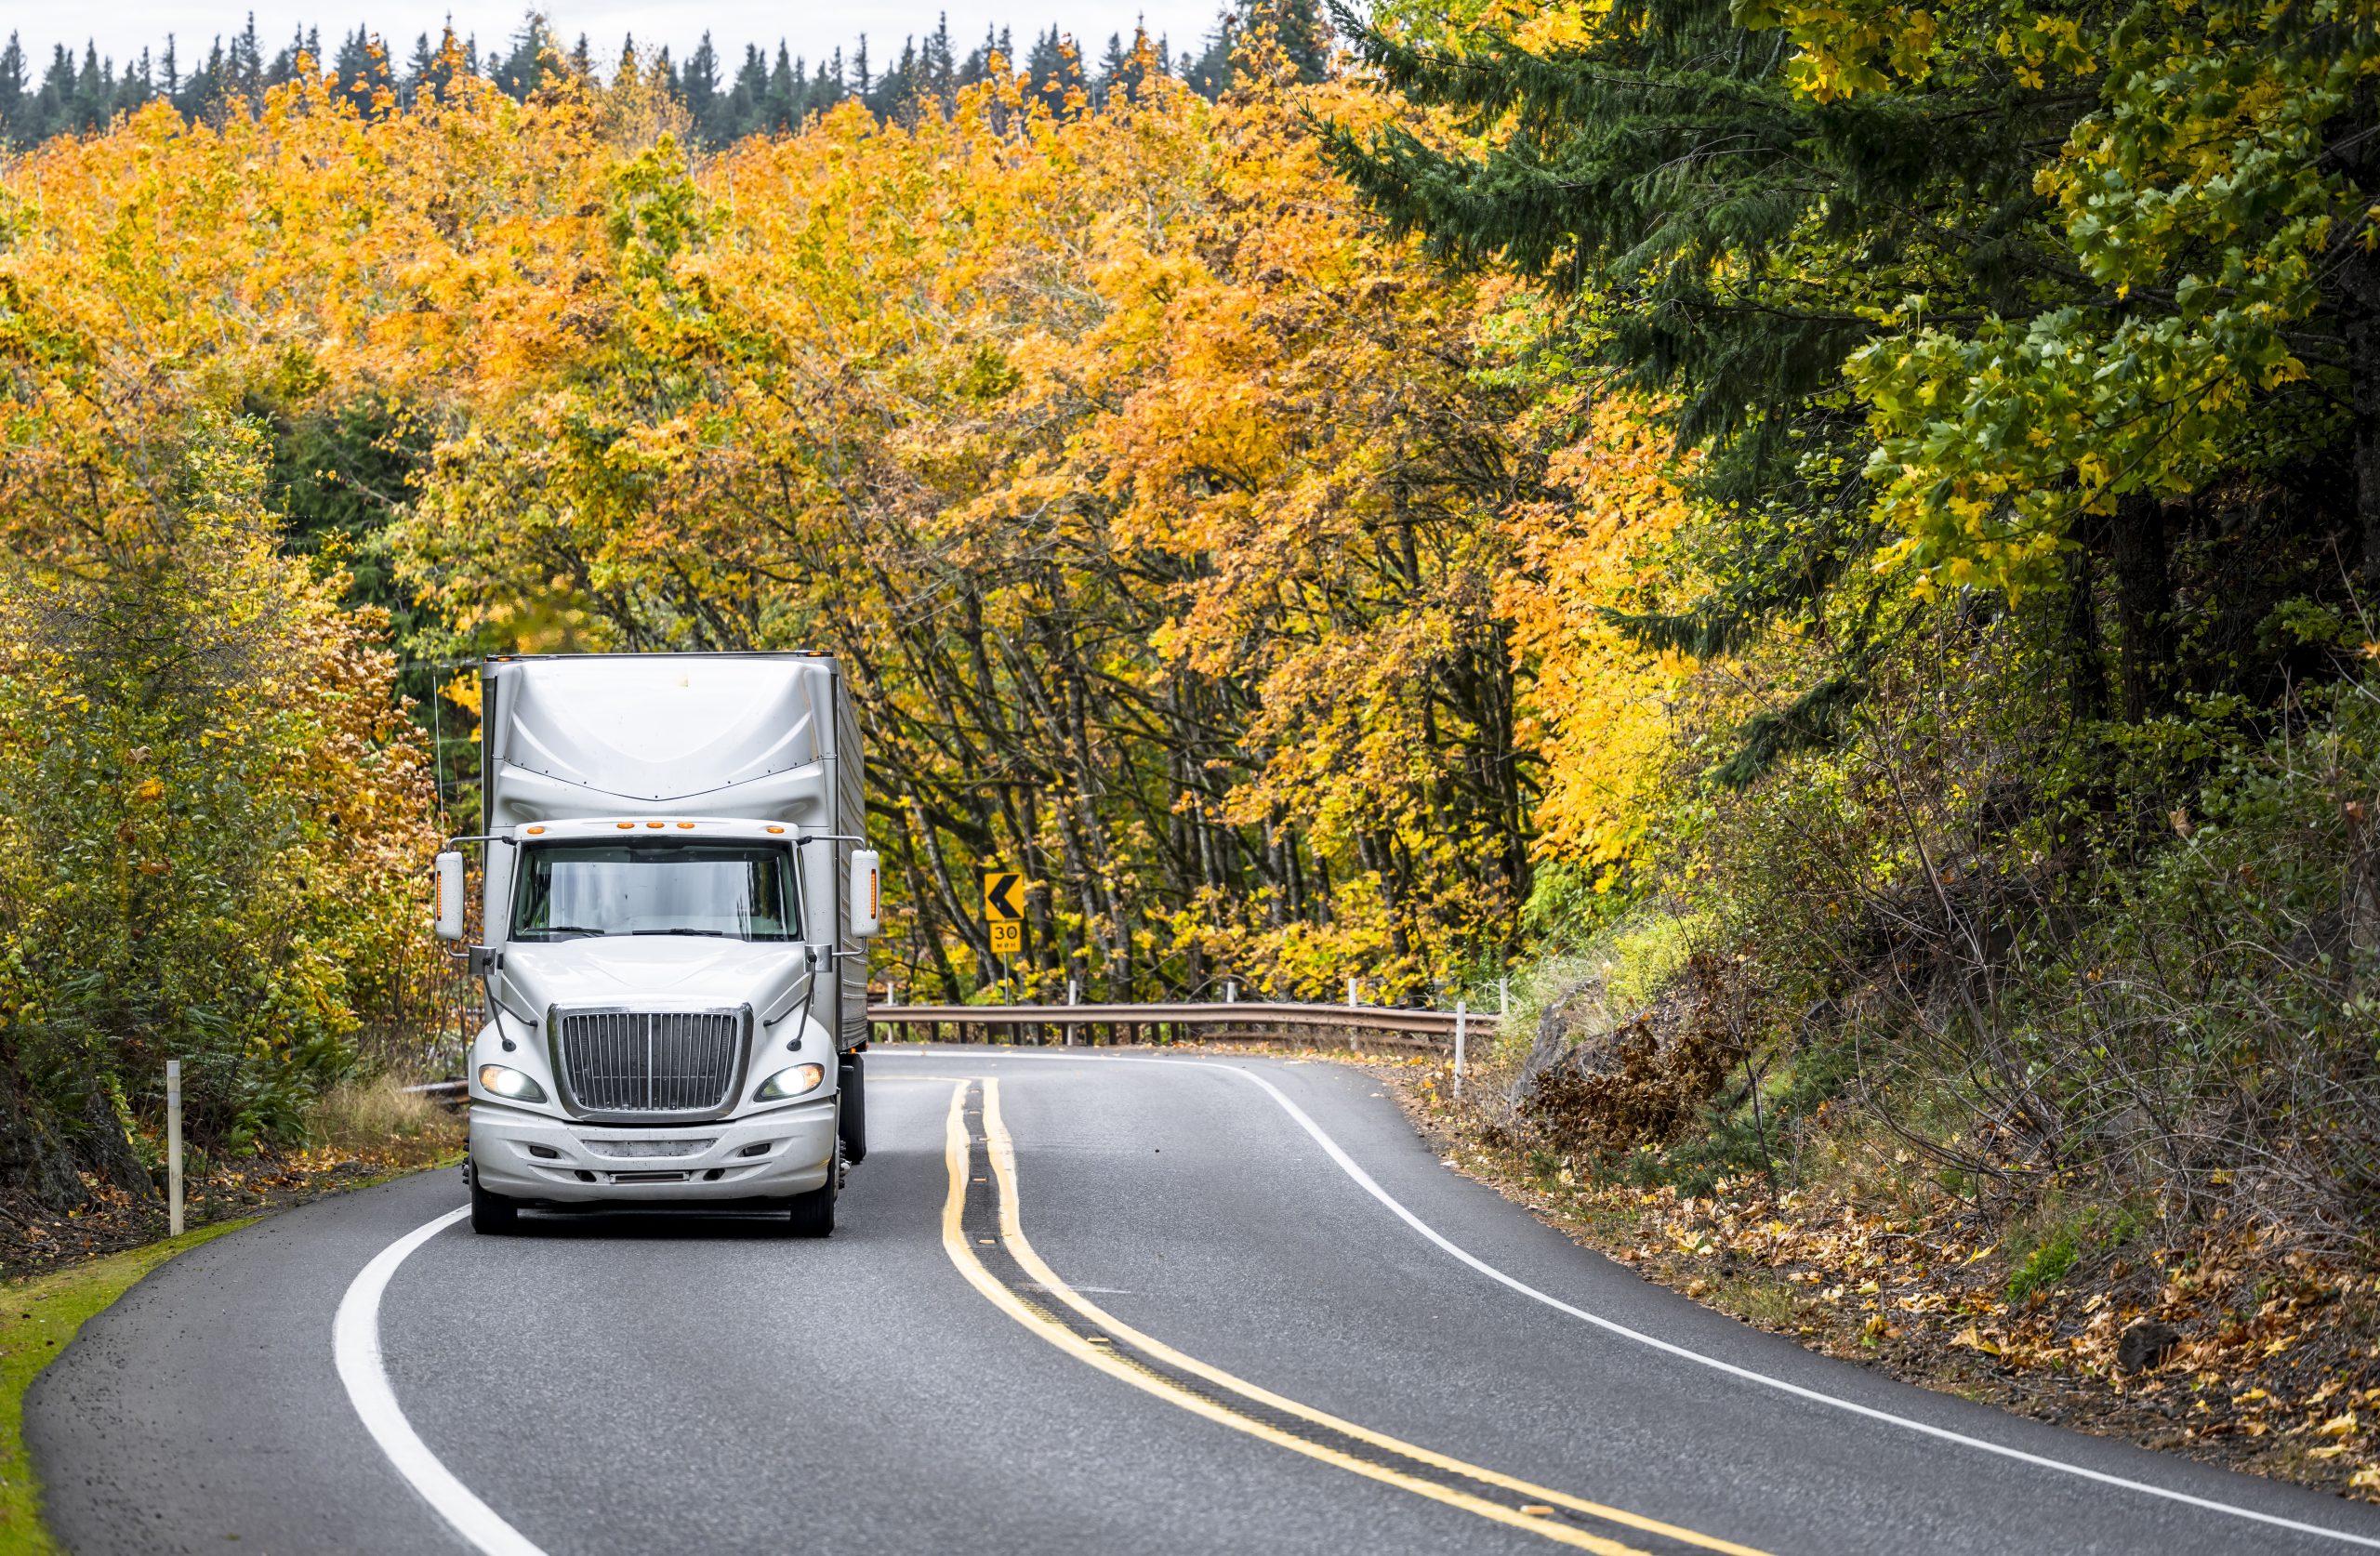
[434,851,466,942]
[848,850,880,939]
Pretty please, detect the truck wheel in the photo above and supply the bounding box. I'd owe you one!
[786,1141,839,1238]
[838,1052,866,1166]
[469,1163,519,1235]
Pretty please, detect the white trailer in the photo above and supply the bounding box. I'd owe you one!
[433,653,878,1236]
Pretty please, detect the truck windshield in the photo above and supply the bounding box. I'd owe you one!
[510,839,799,942]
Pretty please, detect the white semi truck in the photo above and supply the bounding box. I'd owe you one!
[432,653,878,1237]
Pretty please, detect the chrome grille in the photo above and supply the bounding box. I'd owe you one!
[553,1010,744,1115]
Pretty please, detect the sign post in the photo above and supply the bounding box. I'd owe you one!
[165,1059,184,1237]
[1454,999,1467,1101]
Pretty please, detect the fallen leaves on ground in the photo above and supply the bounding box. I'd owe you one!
[1395,1062,2380,1503]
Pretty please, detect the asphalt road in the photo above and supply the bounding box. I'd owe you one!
[29,1047,2380,1556]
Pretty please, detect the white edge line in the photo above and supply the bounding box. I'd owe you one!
[874,1047,2380,1549]
[335,1206,553,1556]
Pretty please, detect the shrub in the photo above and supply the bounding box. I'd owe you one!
[0,417,439,1207]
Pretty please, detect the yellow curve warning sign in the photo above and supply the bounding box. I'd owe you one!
[982,870,1025,923]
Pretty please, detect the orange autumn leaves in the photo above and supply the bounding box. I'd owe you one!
[0,46,1702,994]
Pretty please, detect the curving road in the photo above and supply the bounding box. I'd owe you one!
[29,1048,2380,1556]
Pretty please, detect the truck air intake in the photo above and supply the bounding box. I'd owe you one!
[551,1009,747,1118]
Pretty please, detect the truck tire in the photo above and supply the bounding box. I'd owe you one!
[838,1052,866,1166]
[786,1144,837,1239]
[469,1163,519,1235]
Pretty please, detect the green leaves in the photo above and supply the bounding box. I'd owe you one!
[1849,0,2371,598]
[0,415,437,1162]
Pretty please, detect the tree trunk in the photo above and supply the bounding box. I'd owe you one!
[2063,531,2109,725]
[2328,91,2380,584]
[2109,494,2175,724]
[2343,268,2380,586]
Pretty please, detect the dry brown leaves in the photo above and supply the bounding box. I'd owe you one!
[1,1128,463,1281]
[1396,1067,2380,1503]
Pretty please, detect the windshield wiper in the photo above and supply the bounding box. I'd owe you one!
[529,925,612,939]
[630,928,737,937]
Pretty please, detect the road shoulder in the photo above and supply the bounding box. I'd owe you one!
[1379,1049,2380,1508]
[2,1219,252,1552]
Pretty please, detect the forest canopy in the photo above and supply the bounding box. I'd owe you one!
[0,7,1672,1207]
[0,2,1329,146]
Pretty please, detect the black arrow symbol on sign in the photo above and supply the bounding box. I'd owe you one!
[985,872,1025,920]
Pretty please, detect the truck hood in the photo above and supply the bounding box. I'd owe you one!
[494,936,815,1027]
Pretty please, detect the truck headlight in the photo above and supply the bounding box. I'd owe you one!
[756,1063,825,1101]
[478,1063,548,1103]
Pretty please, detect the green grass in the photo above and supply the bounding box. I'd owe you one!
[0,1220,254,1553]
[2007,1228,2080,1303]
[2004,1200,2150,1304]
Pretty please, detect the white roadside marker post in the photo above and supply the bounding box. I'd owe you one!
[1066,976,1078,1047]
[165,1058,184,1237]
[1500,976,1509,1016]
[1454,999,1467,1102]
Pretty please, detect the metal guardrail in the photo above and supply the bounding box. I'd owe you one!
[402,1000,1494,1101]
[866,1000,1495,1051]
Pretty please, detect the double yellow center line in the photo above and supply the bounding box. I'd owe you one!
[939,1077,1777,1556]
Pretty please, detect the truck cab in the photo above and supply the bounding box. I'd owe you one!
[435,653,876,1237]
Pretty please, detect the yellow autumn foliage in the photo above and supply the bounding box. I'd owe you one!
[1500,390,1696,878]
[1,45,1691,1017]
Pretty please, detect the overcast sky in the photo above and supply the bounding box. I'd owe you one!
[14,3,1229,74]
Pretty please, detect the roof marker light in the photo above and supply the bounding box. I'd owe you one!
[615,822,635,830]
[766,825,786,835]
[526,825,546,835]
[646,820,665,829]
[676,822,694,830]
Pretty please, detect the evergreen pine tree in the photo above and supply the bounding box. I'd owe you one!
[1023,26,1080,115]
[1098,26,1165,105]
[124,48,154,117]
[721,45,765,138]
[682,33,721,140]
[489,16,554,99]
[1250,0,1327,81]
[0,34,26,145]
[71,44,109,134]
[405,28,473,105]
[957,27,1010,86]
[767,43,797,131]
[1183,18,1233,99]
[929,17,957,108]
[331,27,390,115]
[260,27,315,89]
[813,48,847,116]
[1098,32,1129,99]
[227,17,263,104]
[865,36,919,119]
[1328,4,2086,680]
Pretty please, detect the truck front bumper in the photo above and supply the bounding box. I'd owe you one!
[469,1098,838,1205]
